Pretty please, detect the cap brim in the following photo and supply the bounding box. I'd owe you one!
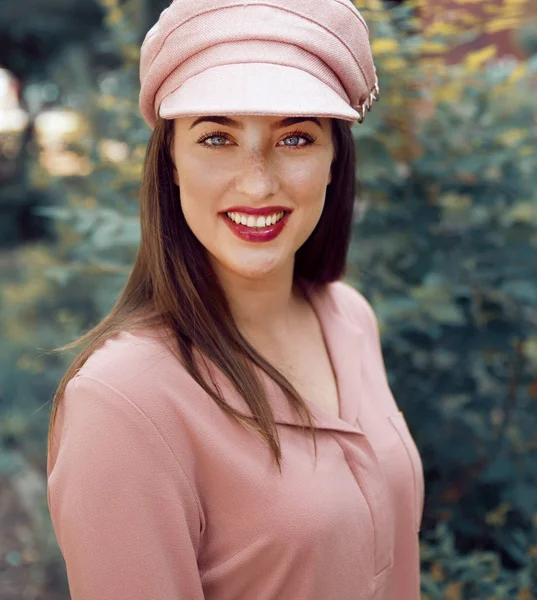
[159,63,360,123]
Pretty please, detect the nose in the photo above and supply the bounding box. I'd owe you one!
[234,151,280,200]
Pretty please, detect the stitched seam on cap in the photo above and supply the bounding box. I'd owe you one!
[331,0,369,35]
[145,3,368,86]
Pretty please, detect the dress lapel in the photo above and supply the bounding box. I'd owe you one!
[262,280,366,435]
[195,281,366,435]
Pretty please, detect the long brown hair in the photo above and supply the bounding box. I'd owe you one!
[47,116,356,472]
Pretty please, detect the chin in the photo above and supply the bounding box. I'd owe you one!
[216,252,290,281]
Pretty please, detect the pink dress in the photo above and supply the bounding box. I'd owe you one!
[47,280,424,599]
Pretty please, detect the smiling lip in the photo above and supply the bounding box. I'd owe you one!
[221,205,291,216]
[220,210,291,243]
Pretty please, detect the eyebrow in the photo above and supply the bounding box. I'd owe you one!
[189,116,323,131]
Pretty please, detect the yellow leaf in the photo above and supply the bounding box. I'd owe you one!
[485,502,511,527]
[381,57,407,72]
[500,5,525,17]
[353,0,384,11]
[508,63,527,84]
[420,41,447,53]
[483,4,501,13]
[508,202,537,223]
[371,38,399,55]
[499,128,526,147]
[106,6,123,26]
[98,94,117,110]
[425,22,461,37]
[434,81,463,103]
[445,582,462,600]
[463,45,497,71]
[485,17,522,34]
[123,44,141,63]
[438,193,472,212]
[525,337,537,363]
[405,0,427,8]
[519,145,534,157]
[431,562,444,581]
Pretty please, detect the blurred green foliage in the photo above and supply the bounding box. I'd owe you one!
[1,0,536,596]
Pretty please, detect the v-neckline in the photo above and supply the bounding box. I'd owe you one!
[296,279,342,421]
[193,279,366,435]
[265,278,366,434]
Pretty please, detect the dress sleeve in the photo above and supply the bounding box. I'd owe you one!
[337,280,384,354]
[47,375,205,600]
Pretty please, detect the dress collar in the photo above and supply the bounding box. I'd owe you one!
[261,279,365,435]
[194,280,366,435]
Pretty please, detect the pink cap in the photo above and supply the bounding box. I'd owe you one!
[139,0,380,130]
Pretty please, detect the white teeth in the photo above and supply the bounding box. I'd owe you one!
[227,211,285,228]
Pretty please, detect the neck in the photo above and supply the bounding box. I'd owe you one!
[213,265,307,345]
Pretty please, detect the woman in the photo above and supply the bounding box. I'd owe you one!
[47,0,425,599]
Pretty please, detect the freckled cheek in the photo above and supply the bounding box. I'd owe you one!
[286,166,331,209]
[283,159,330,185]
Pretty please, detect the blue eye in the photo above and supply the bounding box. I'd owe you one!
[196,130,317,150]
[283,135,308,147]
[200,134,228,147]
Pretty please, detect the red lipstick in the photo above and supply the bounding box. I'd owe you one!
[221,205,290,216]
[220,208,291,243]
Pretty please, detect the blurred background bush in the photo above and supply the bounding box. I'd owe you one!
[0,0,536,597]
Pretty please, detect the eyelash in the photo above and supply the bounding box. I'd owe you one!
[196,129,317,151]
